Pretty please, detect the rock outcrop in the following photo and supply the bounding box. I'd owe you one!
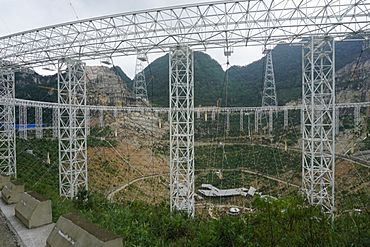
[86,66,132,106]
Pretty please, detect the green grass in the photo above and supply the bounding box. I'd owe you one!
[195,144,301,174]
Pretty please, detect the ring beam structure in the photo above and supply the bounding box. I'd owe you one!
[0,0,369,67]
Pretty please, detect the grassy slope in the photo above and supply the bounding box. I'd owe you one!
[13,137,370,246]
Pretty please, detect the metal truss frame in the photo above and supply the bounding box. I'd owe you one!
[133,52,148,102]
[1,98,369,114]
[169,46,195,217]
[58,58,88,199]
[0,1,369,67]
[35,106,43,139]
[0,68,16,177]
[301,36,335,216]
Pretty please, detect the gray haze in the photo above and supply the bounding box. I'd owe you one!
[0,0,263,77]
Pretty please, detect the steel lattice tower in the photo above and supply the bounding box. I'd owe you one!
[133,52,148,102]
[169,46,195,217]
[302,36,336,216]
[262,50,278,107]
[0,68,16,177]
[58,58,88,199]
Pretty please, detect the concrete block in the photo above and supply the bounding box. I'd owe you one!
[46,213,123,247]
[0,175,11,189]
[15,191,52,228]
[1,181,25,204]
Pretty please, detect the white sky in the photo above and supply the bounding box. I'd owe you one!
[0,0,263,78]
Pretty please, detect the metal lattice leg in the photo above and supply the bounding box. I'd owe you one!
[0,68,16,177]
[19,105,27,140]
[226,110,230,134]
[35,107,43,139]
[354,106,361,133]
[255,110,259,133]
[99,109,104,128]
[240,110,244,132]
[302,36,336,216]
[269,109,273,134]
[86,108,90,136]
[284,109,289,129]
[52,108,58,138]
[58,58,88,199]
[169,46,195,217]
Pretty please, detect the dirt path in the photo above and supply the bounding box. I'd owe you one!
[107,173,165,201]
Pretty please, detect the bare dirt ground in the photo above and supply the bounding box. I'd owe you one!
[88,138,169,204]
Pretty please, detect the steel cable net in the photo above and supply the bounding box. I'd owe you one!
[0,1,368,226]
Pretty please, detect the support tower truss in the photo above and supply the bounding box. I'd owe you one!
[58,58,88,199]
[262,50,278,107]
[302,36,336,215]
[133,52,148,102]
[169,46,195,217]
[0,68,16,177]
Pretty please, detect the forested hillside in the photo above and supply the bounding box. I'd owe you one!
[125,40,365,107]
[15,39,367,107]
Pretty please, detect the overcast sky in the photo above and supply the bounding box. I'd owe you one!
[0,0,263,78]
